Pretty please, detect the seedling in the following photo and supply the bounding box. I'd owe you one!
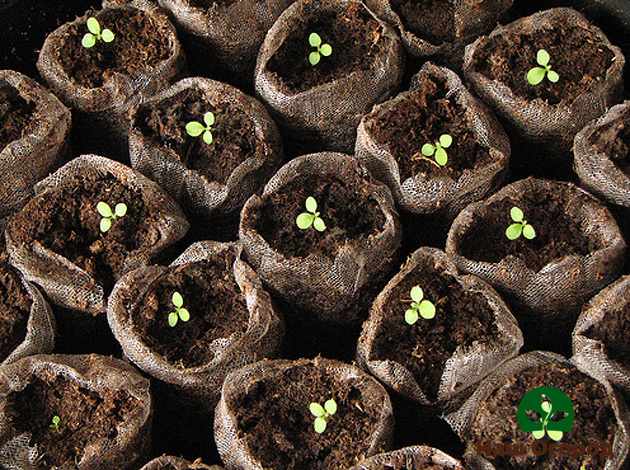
[532,397,564,441]
[296,196,326,232]
[81,17,115,48]
[168,292,190,327]
[405,285,436,324]
[527,49,559,85]
[97,201,127,233]
[309,398,337,433]
[421,134,452,166]
[49,415,61,433]
[505,206,536,240]
[309,33,332,66]
[186,112,215,144]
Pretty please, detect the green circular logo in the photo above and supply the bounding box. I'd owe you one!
[517,386,574,441]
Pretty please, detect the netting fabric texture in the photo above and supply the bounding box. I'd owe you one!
[348,445,465,470]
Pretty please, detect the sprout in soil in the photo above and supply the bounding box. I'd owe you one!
[527,49,559,85]
[309,33,332,66]
[49,415,61,433]
[296,196,326,232]
[186,112,215,144]
[310,398,337,433]
[168,291,190,327]
[405,285,436,325]
[82,17,115,48]
[421,134,452,166]
[505,206,536,240]
[97,201,127,233]
[532,397,564,441]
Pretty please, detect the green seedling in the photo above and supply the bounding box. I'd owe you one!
[421,134,452,166]
[310,398,337,433]
[186,112,215,144]
[97,201,127,233]
[405,285,436,324]
[50,415,61,433]
[309,33,332,66]
[532,397,564,441]
[527,49,559,85]
[168,292,190,327]
[296,196,326,232]
[82,17,115,48]
[505,206,536,240]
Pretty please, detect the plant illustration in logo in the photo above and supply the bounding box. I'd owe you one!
[517,386,574,442]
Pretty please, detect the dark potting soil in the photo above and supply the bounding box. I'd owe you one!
[53,8,171,88]
[136,87,260,185]
[129,251,250,368]
[10,173,155,296]
[371,260,499,400]
[0,86,35,153]
[589,109,630,175]
[4,373,137,467]
[187,0,240,8]
[384,464,449,470]
[368,76,493,181]
[457,188,599,272]
[389,0,454,45]
[251,173,386,259]
[231,362,386,469]
[584,299,630,372]
[0,243,31,362]
[469,19,615,106]
[469,362,616,470]
[266,1,384,93]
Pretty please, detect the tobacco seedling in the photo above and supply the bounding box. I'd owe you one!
[405,285,436,324]
[309,33,332,66]
[421,134,452,166]
[186,112,215,144]
[527,49,559,85]
[49,415,61,434]
[296,196,326,232]
[505,206,536,240]
[532,397,564,441]
[310,398,337,433]
[81,17,115,48]
[97,201,127,233]
[168,291,190,327]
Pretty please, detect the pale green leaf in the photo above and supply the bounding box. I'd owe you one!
[309,51,320,66]
[547,70,559,83]
[203,130,213,145]
[305,196,318,213]
[541,401,552,413]
[421,143,435,157]
[100,218,112,233]
[101,29,115,43]
[97,201,113,217]
[435,147,448,166]
[410,285,423,302]
[309,33,321,48]
[419,300,436,319]
[527,67,545,85]
[114,203,127,217]
[82,33,96,48]
[405,309,419,325]
[313,217,326,232]
[320,44,332,57]
[296,212,314,229]
[168,311,178,327]
[204,111,215,126]
[506,223,523,240]
[439,134,453,148]
[186,121,205,137]
[537,49,550,66]
[324,399,337,415]
[510,207,524,222]
[310,402,325,417]
[314,416,327,433]
[547,430,563,441]
[532,429,545,439]
[87,17,101,35]
[178,308,190,322]
[172,292,183,307]
[523,224,536,240]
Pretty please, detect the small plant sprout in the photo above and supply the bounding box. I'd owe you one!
[81,17,115,48]
[421,134,452,166]
[527,49,559,85]
[309,399,337,433]
[532,397,564,441]
[185,112,215,144]
[296,196,326,232]
[49,415,61,433]
[405,285,436,324]
[505,206,536,240]
[168,292,190,327]
[97,201,127,233]
[309,33,332,66]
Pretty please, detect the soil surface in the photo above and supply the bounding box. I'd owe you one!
[5,372,137,467]
[457,187,600,272]
[0,86,35,152]
[469,18,615,105]
[54,8,172,88]
[384,465,450,470]
[469,362,616,470]
[589,110,630,175]
[371,260,498,400]
[129,251,250,368]
[251,173,386,259]
[10,173,155,295]
[390,0,454,44]
[0,243,31,362]
[231,362,386,469]
[584,298,630,372]
[188,0,240,8]
[266,1,384,93]
[136,87,260,185]
[368,75,493,181]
